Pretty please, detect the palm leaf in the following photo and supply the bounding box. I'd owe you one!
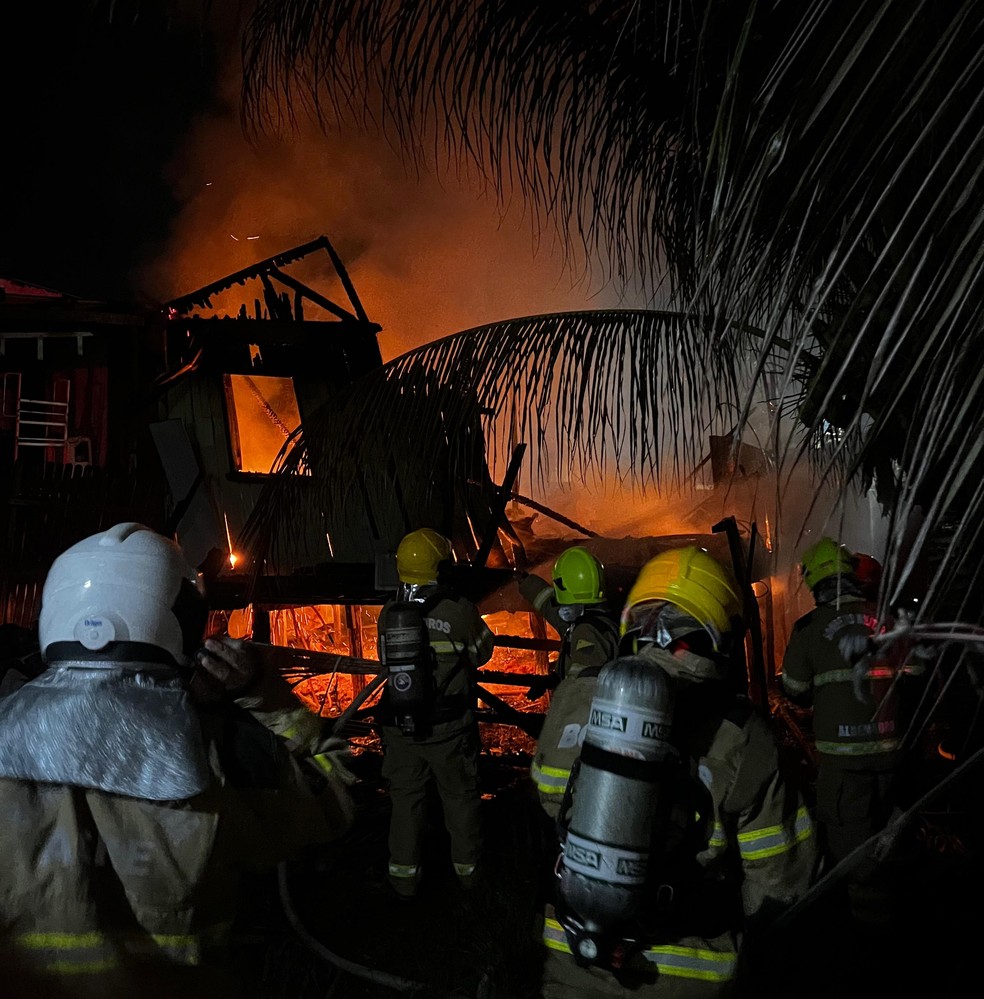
[241,0,984,623]
[239,309,780,574]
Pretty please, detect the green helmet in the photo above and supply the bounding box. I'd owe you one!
[552,546,606,605]
[800,537,854,590]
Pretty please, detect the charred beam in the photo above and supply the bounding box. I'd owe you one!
[267,266,357,322]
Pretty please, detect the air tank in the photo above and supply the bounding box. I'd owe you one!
[558,655,676,961]
[379,601,432,735]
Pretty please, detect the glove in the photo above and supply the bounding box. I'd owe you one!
[310,735,358,786]
[190,636,258,704]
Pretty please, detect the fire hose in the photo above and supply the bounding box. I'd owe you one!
[278,670,469,996]
[276,861,432,995]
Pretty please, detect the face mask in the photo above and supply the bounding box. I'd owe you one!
[637,643,725,683]
[558,604,584,624]
[399,583,427,603]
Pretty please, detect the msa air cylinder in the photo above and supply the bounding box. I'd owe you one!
[558,655,676,960]
[379,601,432,735]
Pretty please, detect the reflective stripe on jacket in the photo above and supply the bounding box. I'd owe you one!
[780,598,903,761]
[9,923,233,973]
[0,697,351,983]
[542,913,738,983]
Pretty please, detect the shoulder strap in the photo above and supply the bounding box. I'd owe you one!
[420,589,452,615]
[793,609,817,633]
[577,664,604,680]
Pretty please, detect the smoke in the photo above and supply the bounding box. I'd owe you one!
[136,16,892,633]
[134,27,628,360]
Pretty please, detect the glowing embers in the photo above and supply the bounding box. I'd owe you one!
[205,604,553,757]
[478,610,555,757]
[222,512,240,569]
[222,373,303,474]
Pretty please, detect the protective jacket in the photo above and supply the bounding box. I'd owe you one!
[780,594,905,765]
[531,667,601,819]
[376,587,495,892]
[520,574,620,680]
[540,645,817,998]
[0,662,353,996]
[780,592,926,875]
[377,587,496,731]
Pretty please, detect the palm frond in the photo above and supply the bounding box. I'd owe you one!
[239,309,776,573]
[241,1,984,623]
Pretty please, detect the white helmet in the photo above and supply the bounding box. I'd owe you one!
[38,523,206,667]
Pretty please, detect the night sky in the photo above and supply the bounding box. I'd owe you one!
[2,5,629,356]
[2,7,217,300]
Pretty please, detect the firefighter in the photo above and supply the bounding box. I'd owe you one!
[539,546,817,998]
[376,528,495,899]
[0,523,355,997]
[781,538,926,926]
[781,537,895,868]
[519,545,621,817]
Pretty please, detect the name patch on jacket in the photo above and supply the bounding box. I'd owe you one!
[425,617,452,635]
[838,720,895,738]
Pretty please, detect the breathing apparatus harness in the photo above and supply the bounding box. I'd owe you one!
[553,626,744,979]
[378,588,471,738]
[555,606,620,682]
[550,654,690,978]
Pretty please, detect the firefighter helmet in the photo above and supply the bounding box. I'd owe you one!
[396,528,452,585]
[552,546,606,605]
[800,537,854,591]
[38,522,206,667]
[620,547,741,652]
[853,553,883,600]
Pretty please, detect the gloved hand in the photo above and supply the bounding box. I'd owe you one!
[310,735,358,786]
[190,636,258,704]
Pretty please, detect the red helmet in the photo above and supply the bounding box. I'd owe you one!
[853,553,882,600]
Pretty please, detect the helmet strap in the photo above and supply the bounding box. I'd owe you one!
[44,641,186,669]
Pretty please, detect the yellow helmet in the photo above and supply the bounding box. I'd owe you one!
[396,528,452,585]
[620,547,741,652]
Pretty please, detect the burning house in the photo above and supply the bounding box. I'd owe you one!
[0,239,791,755]
[0,241,556,743]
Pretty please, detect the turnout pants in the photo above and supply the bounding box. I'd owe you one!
[381,715,482,876]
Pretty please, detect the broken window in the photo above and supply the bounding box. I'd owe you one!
[223,374,303,474]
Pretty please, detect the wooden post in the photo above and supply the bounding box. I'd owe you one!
[251,608,271,644]
[346,604,367,696]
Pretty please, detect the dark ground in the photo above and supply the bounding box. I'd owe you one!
[235,726,984,999]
